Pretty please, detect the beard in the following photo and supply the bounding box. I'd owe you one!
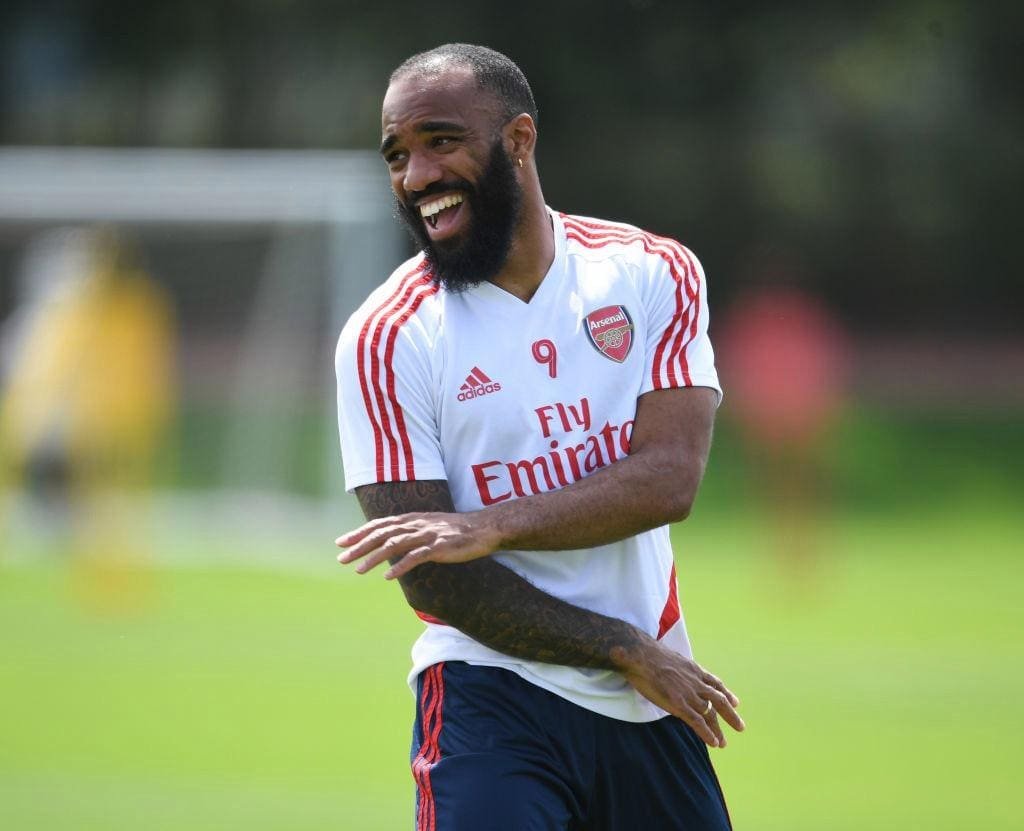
[394,140,523,293]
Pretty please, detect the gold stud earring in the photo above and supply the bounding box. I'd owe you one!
[517,158,523,168]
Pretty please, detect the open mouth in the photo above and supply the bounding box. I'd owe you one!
[419,193,464,230]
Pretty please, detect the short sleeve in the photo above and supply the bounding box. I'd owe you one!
[639,243,722,401]
[335,301,447,493]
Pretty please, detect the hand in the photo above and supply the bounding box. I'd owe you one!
[335,511,500,579]
[614,640,744,748]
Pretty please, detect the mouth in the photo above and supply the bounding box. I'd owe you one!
[417,192,465,236]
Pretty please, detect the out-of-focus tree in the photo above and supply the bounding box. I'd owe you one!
[1,0,1021,334]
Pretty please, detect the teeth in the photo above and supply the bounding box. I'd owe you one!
[419,193,463,219]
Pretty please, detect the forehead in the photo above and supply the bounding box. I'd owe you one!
[381,65,503,136]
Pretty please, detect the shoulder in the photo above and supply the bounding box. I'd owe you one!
[557,211,704,290]
[336,254,443,363]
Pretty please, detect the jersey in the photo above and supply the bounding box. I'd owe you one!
[335,208,722,722]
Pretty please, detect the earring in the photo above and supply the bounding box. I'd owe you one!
[517,158,523,168]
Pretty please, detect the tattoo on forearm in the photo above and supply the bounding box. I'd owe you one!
[357,479,457,515]
[355,481,644,669]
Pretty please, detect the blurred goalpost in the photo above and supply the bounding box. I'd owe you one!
[0,147,403,553]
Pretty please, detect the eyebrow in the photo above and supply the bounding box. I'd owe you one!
[379,120,468,156]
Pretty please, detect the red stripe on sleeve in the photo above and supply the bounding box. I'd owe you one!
[356,262,428,481]
[381,281,439,479]
[672,246,702,385]
[356,261,435,482]
[367,272,432,480]
[651,246,686,388]
[663,263,697,386]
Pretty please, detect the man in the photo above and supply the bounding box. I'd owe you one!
[335,43,743,830]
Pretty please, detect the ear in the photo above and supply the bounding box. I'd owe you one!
[504,113,537,163]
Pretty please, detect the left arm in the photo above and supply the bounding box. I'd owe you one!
[337,385,716,579]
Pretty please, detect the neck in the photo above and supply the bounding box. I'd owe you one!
[490,188,554,303]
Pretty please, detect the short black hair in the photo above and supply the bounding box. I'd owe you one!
[391,43,538,126]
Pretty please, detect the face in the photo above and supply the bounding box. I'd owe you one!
[381,66,524,292]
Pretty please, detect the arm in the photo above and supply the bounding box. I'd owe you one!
[353,476,743,747]
[337,385,716,577]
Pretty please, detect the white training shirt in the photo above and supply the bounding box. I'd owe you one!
[336,208,721,722]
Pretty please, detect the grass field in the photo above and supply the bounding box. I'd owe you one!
[1,503,1022,830]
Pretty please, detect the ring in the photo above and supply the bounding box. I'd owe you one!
[701,699,713,715]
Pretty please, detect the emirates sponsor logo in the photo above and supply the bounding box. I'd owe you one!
[470,395,633,505]
[471,417,635,505]
[585,304,634,363]
[457,366,502,402]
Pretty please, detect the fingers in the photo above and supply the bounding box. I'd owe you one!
[619,649,744,750]
[335,514,415,549]
[702,675,745,733]
[703,671,740,708]
[680,699,722,748]
[335,515,475,578]
[678,675,745,748]
[701,702,726,749]
[383,547,431,580]
[337,525,422,569]
[335,511,494,578]
[648,683,743,749]
[356,535,426,575]
[338,530,432,578]
[701,687,745,735]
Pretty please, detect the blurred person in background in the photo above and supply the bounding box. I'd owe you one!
[334,44,742,830]
[0,227,175,610]
[717,251,849,586]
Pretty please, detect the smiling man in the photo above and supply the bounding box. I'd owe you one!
[335,44,743,830]
[383,77,523,292]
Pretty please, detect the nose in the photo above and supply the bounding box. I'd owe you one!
[402,150,443,195]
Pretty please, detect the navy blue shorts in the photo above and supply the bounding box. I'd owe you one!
[411,662,731,831]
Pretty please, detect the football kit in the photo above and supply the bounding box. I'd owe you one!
[337,208,721,721]
[336,209,730,830]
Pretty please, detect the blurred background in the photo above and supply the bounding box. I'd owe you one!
[1,1,1021,829]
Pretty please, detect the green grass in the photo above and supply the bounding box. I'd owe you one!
[1,506,1022,830]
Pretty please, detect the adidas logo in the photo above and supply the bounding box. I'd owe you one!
[457,366,502,402]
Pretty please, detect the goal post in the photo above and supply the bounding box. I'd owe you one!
[0,147,404,549]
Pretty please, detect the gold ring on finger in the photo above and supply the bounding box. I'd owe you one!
[701,699,713,715]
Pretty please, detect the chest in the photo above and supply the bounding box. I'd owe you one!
[436,262,647,466]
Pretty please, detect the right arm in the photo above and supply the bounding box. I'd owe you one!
[355,479,743,747]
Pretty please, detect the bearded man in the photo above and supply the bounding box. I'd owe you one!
[335,43,743,830]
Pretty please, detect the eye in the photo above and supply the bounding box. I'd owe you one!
[431,135,458,149]
[384,150,407,168]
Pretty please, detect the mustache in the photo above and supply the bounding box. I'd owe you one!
[403,179,475,209]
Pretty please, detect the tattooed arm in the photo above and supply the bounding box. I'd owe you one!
[353,478,744,747]
[355,479,642,668]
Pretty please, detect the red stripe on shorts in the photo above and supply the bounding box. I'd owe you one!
[412,663,445,831]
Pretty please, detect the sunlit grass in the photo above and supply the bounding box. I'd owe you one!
[1,505,1021,830]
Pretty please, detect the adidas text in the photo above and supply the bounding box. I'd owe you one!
[458,382,502,402]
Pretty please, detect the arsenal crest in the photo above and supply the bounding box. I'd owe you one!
[585,305,634,363]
